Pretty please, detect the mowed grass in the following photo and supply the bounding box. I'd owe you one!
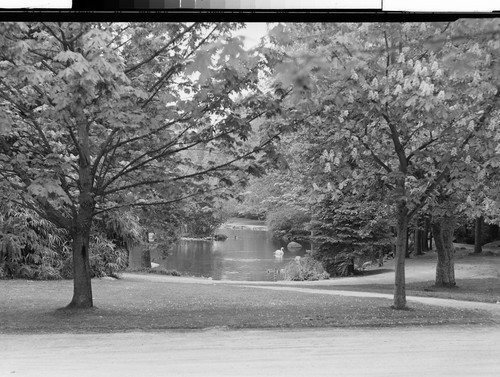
[0,275,497,334]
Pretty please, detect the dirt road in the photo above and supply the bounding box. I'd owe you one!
[2,326,499,376]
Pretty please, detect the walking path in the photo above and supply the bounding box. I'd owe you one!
[3,326,499,377]
[123,272,500,318]
[239,284,500,317]
[122,243,500,317]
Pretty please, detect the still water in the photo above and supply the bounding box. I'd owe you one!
[154,218,308,281]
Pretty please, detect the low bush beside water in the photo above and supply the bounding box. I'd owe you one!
[281,255,329,281]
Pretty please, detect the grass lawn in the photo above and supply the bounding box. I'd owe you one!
[304,278,500,303]
[0,275,498,334]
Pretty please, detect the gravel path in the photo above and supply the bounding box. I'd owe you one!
[2,326,499,377]
[239,284,500,318]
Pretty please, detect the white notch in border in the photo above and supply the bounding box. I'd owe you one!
[0,0,72,8]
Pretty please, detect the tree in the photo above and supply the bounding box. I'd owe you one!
[311,197,393,277]
[0,22,282,308]
[474,215,484,254]
[268,21,500,308]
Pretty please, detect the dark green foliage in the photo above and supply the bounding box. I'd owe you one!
[266,206,311,235]
[0,203,70,280]
[95,211,144,249]
[310,197,393,276]
[181,202,231,238]
[0,203,138,280]
[148,267,182,276]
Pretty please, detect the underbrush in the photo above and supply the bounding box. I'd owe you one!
[1,206,139,280]
[281,255,330,281]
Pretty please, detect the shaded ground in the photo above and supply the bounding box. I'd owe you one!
[1,276,496,334]
[1,241,499,334]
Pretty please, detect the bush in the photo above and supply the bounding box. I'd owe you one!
[0,204,70,280]
[89,235,128,278]
[0,203,135,280]
[281,255,329,281]
[148,267,181,276]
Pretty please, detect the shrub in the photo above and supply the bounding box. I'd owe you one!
[1,203,133,280]
[148,267,181,276]
[90,235,129,278]
[281,255,329,281]
[0,204,70,280]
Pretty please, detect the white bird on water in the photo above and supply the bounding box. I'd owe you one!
[274,247,285,257]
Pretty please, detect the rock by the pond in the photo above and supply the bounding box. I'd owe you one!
[213,234,228,241]
[287,241,303,250]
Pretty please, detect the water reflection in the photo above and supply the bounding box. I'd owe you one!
[154,218,309,281]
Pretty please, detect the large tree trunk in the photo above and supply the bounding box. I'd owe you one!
[68,225,93,309]
[432,216,456,287]
[393,201,409,309]
[68,109,95,309]
[141,245,152,267]
[474,215,483,254]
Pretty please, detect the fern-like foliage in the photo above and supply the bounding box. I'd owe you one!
[0,202,137,279]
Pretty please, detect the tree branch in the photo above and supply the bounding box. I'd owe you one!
[360,139,392,173]
[406,137,439,164]
[124,23,197,75]
[381,111,408,173]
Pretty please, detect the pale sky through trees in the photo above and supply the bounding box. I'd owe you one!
[235,23,269,49]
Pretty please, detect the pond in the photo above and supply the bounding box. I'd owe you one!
[153,218,309,281]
